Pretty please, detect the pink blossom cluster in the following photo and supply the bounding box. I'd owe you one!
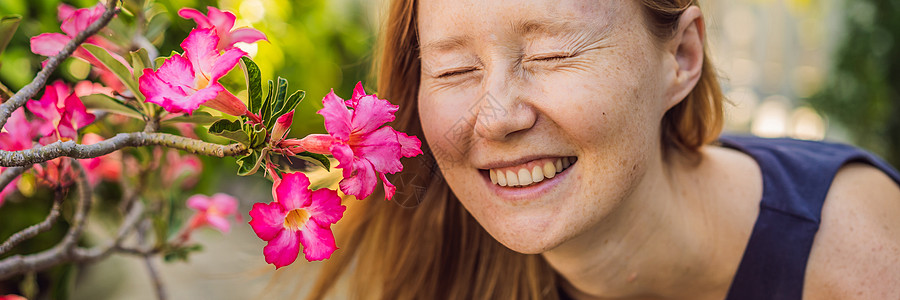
[10,4,425,270]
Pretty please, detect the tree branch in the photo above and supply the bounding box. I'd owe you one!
[0,132,247,167]
[0,166,29,191]
[0,0,120,128]
[0,191,65,256]
[0,161,92,280]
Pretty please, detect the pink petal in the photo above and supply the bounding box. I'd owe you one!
[264,229,301,268]
[271,111,294,143]
[153,54,196,89]
[186,194,212,211]
[177,8,212,28]
[0,176,19,206]
[30,33,69,57]
[306,188,345,225]
[337,158,378,200]
[248,202,286,241]
[62,91,95,129]
[182,28,219,75]
[206,7,236,33]
[317,90,352,141]
[210,193,239,215]
[396,131,423,158]
[229,28,268,45]
[351,81,366,103]
[203,89,248,116]
[206,215,231,233]
[184,84,226,114]
[57,3,77,22]
[329,143,356,180]
[354,126,402,174]
[299,220,338,261]
[350,95,398,136]
[274,172,312,210]
[379,172,397,201]
[208,48,245,82]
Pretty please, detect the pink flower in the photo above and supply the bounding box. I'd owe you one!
[79,133,122,186]
[0,109,38,205]
[30,4,128,92]
[249,172,345,267]
[281,82,422,200]
[185,193,242,234]
[26,81,96,145]
[139,28,248,116]
[0,294,27,300]
[178,7,268,51]
[162,150,202,188]
[74,80,114,97]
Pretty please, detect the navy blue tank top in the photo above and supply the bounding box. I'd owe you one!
[721,135,900,300]
[557,135,900,300]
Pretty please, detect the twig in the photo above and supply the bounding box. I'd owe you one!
[70,201,144,262]
[0,191,65,256]
[0,166,29,191]
[0,132,248,167]
[0,0,120,128]
[0,161,92,280]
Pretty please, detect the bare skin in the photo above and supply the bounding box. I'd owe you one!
[415,1,900,299]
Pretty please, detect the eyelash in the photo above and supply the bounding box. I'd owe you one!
[437,68,477,78]
[435,53,573,78]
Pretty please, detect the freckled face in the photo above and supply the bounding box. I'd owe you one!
[417,0,673,253]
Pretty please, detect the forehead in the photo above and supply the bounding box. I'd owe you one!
[417,0,631,51]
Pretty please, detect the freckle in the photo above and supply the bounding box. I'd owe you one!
[627,272,637,282]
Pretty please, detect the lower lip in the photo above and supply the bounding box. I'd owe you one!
[482,162,576,202]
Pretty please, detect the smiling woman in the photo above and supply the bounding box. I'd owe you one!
[305,0,900,299]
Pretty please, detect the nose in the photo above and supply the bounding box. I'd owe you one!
[473,67,537,141]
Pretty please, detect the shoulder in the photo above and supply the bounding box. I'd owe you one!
[804,163,900,299]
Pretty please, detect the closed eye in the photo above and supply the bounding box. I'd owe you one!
[528,54,573,62]
[436,67,478,78]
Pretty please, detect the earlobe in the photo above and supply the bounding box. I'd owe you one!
[666,6,705,110]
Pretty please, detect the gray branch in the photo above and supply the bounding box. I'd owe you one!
[0,132,247,167]
[0,161,92,280]
[0,166,29,191]
[0,191,64,255]
[0,0,120,128]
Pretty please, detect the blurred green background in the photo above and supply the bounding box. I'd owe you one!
[1,0,899,298]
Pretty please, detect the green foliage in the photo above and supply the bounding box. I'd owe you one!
[809,0,900,168]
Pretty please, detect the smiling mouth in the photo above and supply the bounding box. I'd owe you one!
[480,157,577,188]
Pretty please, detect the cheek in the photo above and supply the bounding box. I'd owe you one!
[417,88,481,171]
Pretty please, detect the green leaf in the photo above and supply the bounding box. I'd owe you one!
[294,151,331,172]
[236,149,265,176]
[80,94,144,119]
[260,80,275,127]
[145,12,170,43]
[163,244,203,262]
[240,57,263,115]
[161,111,219,125]
[0,15,21,57]
[265,77,290,128]
[272,90,305,121]
[130,48,152,81]
[248,123,268,148]
[82,44,144,101]
[208,119,249,144]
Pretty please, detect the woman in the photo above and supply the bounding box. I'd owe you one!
[308,0,900,299]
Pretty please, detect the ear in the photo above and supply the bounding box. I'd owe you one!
[664,6,705,110]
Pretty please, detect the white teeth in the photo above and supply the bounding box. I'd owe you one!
[497,170,507,186]
[518,168,533,185]
[505,170,519,186]
[543,162,556,179]
[531,166,544,183]
[489,157,576,187]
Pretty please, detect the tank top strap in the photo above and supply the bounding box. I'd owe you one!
[719,135,900,300]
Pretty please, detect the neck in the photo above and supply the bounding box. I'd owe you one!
[541,147,752,300]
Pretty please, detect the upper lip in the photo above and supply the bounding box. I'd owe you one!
[475,154,571,170]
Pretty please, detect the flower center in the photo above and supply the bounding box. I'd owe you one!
[283,208,310,231]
